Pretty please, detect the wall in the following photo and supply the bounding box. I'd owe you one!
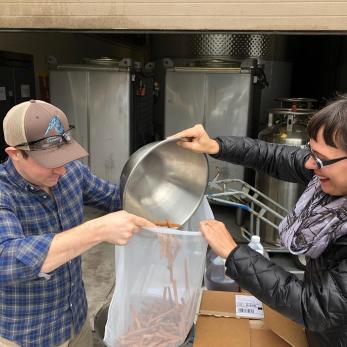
[0,0,346,31]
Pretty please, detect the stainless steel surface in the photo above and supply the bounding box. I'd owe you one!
[164,71,205,132]
[120,138,208,226]
[265,107,316,130]
[49,70,89,166]
[50,66,134,182]
[274,97,317,109]
[255,107,316,245]
[172,66,241,73]
[56,58,133,71]
[192,34,275,59]
[207,178,288,243]
[88,70,130,181]
[151,34,288,61]
[263,108,314,138]
[205,73,253,183]
[164,69,253,184]
[256,176,304,246]
[268,107,316,116]
[194,58,240,68]
[83,57,120,66]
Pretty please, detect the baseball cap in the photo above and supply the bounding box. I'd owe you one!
[3,100,88,168]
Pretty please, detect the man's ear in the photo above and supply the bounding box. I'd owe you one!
[5,147,21,161]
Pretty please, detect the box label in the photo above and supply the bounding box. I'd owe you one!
[235,295,264,319]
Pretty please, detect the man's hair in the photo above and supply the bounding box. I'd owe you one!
[307,96,347,152]
[18,149,29,159]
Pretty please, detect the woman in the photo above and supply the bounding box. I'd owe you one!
[174,97,347,347]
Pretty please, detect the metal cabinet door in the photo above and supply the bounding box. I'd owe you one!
[205,73,253,182]
[88,70,130,183]
[50,70,89,166]
[164,71,205,136]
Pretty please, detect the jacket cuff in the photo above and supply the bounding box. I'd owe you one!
[209,137,223,159]
[226,244,241,263]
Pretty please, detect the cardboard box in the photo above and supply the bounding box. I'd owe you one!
[193,290,308,347]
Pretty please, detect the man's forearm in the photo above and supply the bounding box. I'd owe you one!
[41,220,103,273]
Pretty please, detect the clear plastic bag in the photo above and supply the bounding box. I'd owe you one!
[104,198,213,347]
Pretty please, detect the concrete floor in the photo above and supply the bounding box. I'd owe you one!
[82,206,114,347]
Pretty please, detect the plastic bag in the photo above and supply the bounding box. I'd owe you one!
[104,197,213,347]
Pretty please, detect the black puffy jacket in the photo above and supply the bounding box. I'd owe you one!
[213,136,347,347]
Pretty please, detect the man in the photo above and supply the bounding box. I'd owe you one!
[174,97,347,347]
[0,100,154,347]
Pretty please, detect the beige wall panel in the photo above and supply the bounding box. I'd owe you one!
[0,1,346,30]
[2,3,347,17]
[1,0,347,2]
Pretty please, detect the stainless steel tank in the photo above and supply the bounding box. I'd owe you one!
[274,97,317,110]
[255,106,316,245]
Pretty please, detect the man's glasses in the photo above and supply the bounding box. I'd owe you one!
[305,142,347,168]
[15,126,75,151]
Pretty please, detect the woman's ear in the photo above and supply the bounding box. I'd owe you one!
[5,147,21,161]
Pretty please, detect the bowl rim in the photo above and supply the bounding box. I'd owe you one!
[122,137,209,226]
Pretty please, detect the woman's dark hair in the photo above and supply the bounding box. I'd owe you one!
[307,96,347,151]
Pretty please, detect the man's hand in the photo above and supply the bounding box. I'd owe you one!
[93,210,155,245]
[169,124,220,155]
[200,220,237,259]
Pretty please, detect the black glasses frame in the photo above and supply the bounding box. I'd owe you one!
[15,125,75,150]
[306,142,347,168]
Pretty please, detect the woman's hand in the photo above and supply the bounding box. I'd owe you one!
[200,220,237,259]
[169,124,220,155]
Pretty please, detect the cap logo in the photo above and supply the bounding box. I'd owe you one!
[44,115,65,136]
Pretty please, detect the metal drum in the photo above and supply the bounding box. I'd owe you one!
[255,107,316,246]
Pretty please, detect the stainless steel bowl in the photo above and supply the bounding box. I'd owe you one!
[120,138,209,226]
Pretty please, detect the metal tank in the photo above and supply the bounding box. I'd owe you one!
[255,103,316,246]
[151,33,293,135]
[274,97,317,110]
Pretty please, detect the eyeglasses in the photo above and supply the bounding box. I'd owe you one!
[305,142,347,168]
[15,126,75,151]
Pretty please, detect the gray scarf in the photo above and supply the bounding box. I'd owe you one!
[279,175,347,259]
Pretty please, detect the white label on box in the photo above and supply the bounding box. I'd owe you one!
[0,87,6,101]
[20,84,30,98]
[235,295,264,319]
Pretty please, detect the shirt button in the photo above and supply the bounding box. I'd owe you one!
[29,186,35,191]
[69,261,72,264]
[71,283,75,287]
[43,195,47,199]
[70,303,73,308]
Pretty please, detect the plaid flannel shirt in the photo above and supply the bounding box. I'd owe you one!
[0,159,121,347]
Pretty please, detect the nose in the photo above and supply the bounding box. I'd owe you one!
[304,156,318,170]
[52,166,66,176]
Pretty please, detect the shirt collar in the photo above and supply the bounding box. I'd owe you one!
[4,158,41,192]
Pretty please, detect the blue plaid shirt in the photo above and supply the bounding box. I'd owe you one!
[0,159,121,347]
